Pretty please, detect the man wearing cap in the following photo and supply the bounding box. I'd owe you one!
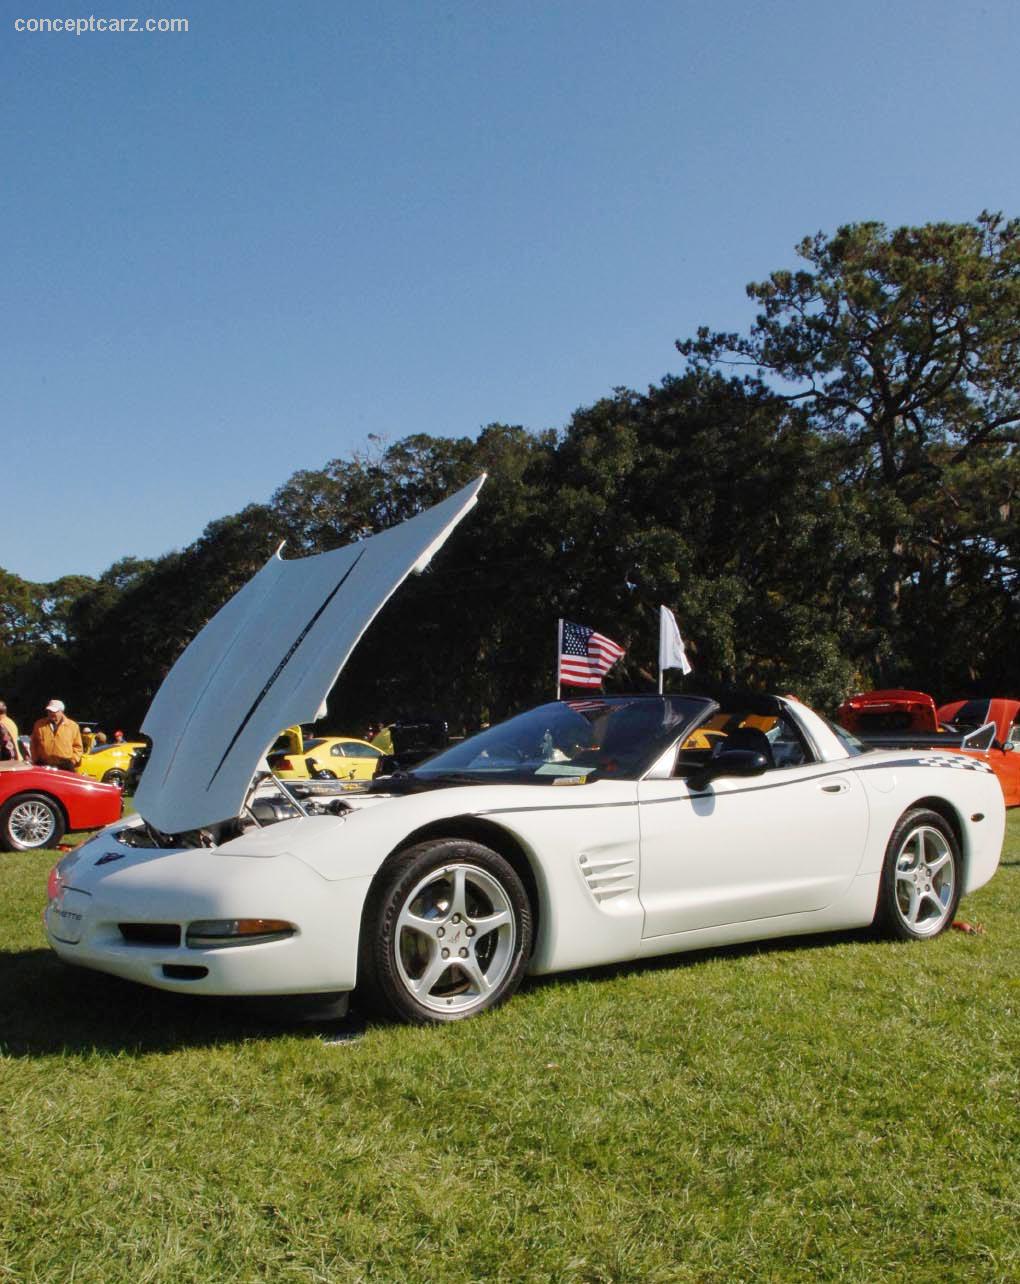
[0,701,21,760]
[30,700,84,771]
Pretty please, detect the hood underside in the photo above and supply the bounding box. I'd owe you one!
[134,476,485,833]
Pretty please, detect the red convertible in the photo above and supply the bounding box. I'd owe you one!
[837,690,1020,808]
[0,762,122,850]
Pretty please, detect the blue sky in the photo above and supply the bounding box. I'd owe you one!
[4,0,1019,582]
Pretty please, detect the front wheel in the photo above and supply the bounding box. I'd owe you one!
[101,769,126,789]
[875,808,962,941]
[0,793,66,851]
[359,839,533,1023]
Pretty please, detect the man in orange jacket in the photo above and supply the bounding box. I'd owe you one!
[30,700,84,770]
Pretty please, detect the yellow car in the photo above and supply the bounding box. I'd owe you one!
[76,740,146,790]
[268,727,383,782]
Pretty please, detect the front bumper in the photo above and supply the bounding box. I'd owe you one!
[44,834,373,997]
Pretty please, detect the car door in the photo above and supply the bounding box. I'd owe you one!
[636,720,869,940]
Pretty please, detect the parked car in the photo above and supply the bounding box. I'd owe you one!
[268,729,382,781]
[0,761,122,850]
[76,739,147,790]
[42,479,1005,1023]
[837,689,1020,807]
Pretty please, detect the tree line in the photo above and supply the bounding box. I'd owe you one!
[2,213,1017,735]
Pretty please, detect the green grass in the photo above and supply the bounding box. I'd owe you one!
[2,818,1019,1283]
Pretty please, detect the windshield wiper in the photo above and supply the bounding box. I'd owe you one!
[371,770,493,794]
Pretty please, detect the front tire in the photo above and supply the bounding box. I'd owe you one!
[875,808,962,941]
[0,793,66,851]
[359,839,533,1024]
[101,769,126,789]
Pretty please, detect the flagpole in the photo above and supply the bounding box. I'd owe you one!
[556,618,563,700]
[657,605,664,694]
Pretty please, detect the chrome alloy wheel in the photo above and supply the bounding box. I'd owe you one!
[8,799,58,848]
[893,825,956,937]
[394,863,517,1015]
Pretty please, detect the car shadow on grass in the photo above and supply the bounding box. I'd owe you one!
[0,949,366,1057]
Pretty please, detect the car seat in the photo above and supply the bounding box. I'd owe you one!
[713,726,774,768]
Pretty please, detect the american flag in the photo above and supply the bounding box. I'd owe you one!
[558,619,625,689]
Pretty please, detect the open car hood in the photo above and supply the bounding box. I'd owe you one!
[134,476,485,832]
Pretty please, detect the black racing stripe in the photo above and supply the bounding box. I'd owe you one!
[478,799,639,816]
[478,754,988,816]
[206,550,365,791]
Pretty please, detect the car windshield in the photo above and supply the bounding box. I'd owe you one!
[411,696,713,783]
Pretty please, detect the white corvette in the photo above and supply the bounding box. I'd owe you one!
[44,479,1005,1023]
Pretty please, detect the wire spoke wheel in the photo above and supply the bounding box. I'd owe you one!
[6,798,59,849]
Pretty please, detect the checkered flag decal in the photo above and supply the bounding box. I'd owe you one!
[913,754,994,774]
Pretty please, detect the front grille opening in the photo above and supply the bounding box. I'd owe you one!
[162,964,208,980]
[119,923,182,946]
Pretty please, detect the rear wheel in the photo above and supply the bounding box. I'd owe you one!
[875,808,961,941]
[359,839,532,1023]
[0,793,66,851]
[101,769,126,789]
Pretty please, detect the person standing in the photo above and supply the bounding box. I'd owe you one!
[0,700,20,760]
[30,700,84,771]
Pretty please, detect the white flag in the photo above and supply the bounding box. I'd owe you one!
[659,605,692,675]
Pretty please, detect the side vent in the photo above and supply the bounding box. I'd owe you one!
[578,853,636,903]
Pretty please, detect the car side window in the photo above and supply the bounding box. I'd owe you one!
[330,743,346,757]
[1007,719,1020,748]
[673,709,812,777]
[768,713,811,768]
[344,743,380,758]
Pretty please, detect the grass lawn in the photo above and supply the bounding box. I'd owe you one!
[1,816,1018,1283]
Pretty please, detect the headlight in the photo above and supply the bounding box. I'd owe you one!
[185,918,296,949]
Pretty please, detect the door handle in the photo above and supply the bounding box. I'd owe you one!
[820,780,849,794]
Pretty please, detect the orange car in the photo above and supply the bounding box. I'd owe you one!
[837,690,1020,808]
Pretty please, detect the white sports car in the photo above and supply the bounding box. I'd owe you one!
[44,479,1006,1023]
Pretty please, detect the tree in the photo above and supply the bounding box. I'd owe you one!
[677,213,1020,683]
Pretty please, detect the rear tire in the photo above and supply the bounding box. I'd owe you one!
[101,769,126,789]
[875,808,962,941]
[358,839,532,1024]
[0,793,66,851]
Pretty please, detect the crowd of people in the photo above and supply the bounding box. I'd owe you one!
[0,698,108,770]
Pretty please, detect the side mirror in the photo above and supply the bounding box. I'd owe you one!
[688,748,769,792]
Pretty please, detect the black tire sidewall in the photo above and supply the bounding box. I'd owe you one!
[0,792,66,851]
[360,839,533,1024]
[876,808,962,941]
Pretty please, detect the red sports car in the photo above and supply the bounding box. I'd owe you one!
[0,761,122,851]
[837,690,1020,808]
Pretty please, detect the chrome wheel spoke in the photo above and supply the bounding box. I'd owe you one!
[397,907,442,941]
[468,908,511,938]
[905,887,921,925]
[449,866,468,919]
[411,949,451,997]
[927,850,951,876]
[459,954,493,994]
